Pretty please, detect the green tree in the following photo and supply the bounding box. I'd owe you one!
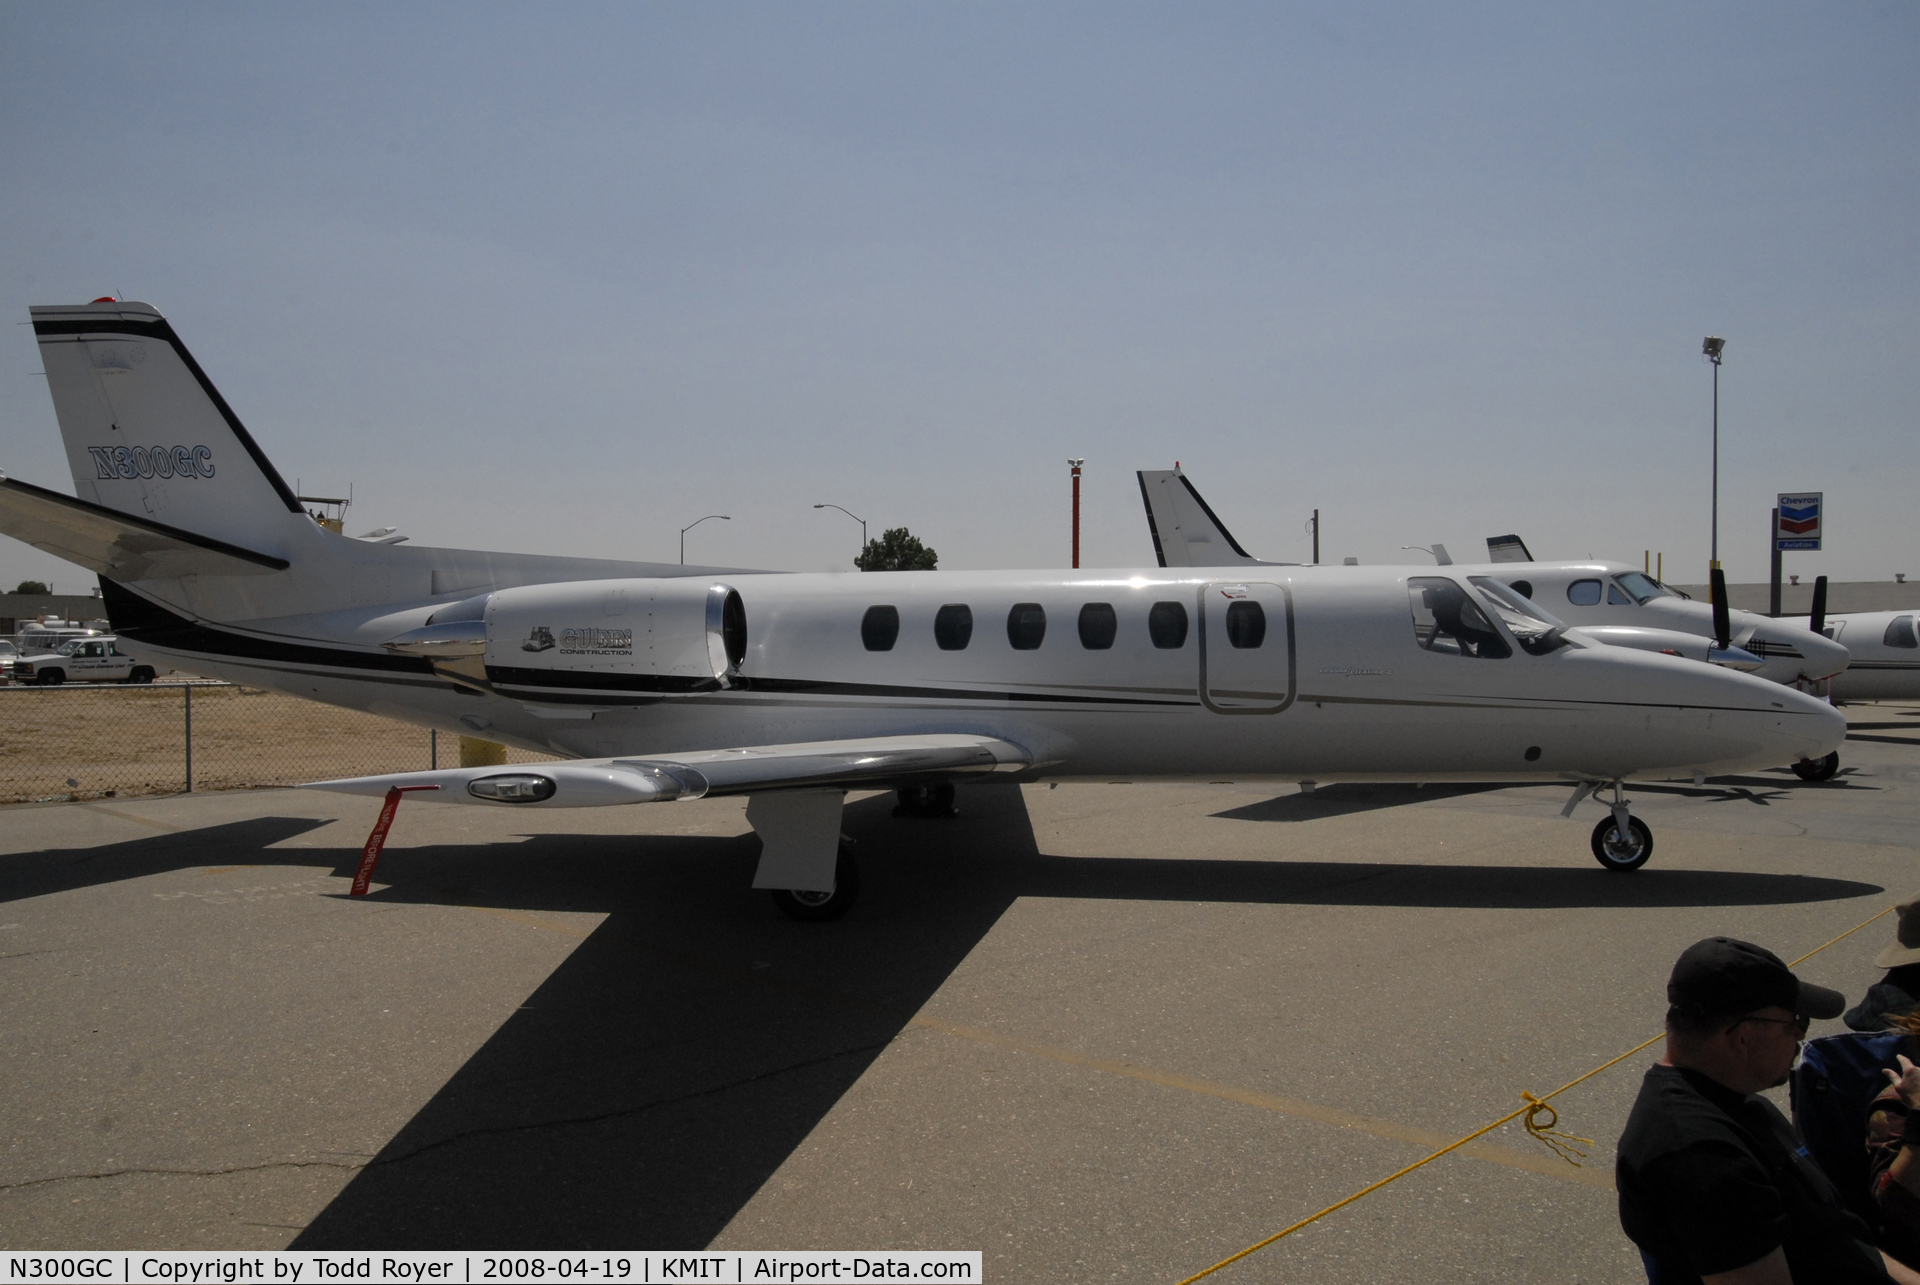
[857,527,938,571]
[11,580,49,595]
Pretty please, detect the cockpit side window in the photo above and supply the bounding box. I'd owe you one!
[1408,577,1511,659]
[1614,572,1670,604]
[1468,577,1567,656]
[1607,583,1632,605]
[1885,616,1918,649]
[1567,579,1602,607]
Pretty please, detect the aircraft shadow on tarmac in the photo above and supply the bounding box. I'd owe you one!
[278,787,1875,1250]
[0,795,1882,1249]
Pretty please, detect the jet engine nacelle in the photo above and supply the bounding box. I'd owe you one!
[385,578,748,692]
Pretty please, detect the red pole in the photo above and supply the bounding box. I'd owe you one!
[1069,458,1083,569]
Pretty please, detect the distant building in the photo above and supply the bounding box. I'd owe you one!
[0,592,112,638]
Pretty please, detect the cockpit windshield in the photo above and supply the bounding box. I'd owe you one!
[1613,572,1671,604]
[1467,577,1568,656]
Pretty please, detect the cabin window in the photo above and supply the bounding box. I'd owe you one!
[861,605,900,651]
[934,604,973,651]
[1224,600,1266,649]
[1409,577,1511,659]
[1567,579,1603,607]
[1007,603,1047,650]
[1506,580,1534,600]
[1148,601,1188,649]
[1886,616,1919,649]
[1078,603,1117,650]
[1607,583,1632,605]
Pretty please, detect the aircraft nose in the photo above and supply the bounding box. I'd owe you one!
[1799,628,1852,681]
[1779,689,1848,763]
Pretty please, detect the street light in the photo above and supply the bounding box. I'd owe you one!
[679,514,730,565]
[1703,336,1725,570]
[813,503,868,570]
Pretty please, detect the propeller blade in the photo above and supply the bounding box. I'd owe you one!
[1809,575,1829,635]
[1710,567,1732,650]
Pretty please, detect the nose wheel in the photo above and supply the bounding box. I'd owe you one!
[770,843,861,922]
[1791,751,1840,783]
[1568,779,1654,871]
[1591,814,1654,871]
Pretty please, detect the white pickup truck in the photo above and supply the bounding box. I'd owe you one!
[10,636,157,685]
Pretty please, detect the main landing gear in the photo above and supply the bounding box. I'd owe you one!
[1566,780,1654,872]
[893,783,958,818]
[1791,752,1841,783]
[770,841,861,922]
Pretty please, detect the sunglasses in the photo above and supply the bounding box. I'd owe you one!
[1735,1014,1811,1037]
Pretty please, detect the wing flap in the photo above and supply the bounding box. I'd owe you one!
[300,733,1034,807]
[0,474,288,579]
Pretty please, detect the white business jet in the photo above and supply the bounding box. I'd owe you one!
[0,302,1843,918]
[1138,468,1852,783]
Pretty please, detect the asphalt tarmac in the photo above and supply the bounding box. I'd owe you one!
[5,706,1920,1282]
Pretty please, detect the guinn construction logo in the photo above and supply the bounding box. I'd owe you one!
[523,625,633,656]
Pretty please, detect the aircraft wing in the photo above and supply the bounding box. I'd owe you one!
[300,733,1035,806]
[0,473,289,579]
[1137,470,1282,568]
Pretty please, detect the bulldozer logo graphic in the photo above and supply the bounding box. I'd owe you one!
[522,626,556,653]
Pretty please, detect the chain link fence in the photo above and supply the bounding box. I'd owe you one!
[0,682,558,805]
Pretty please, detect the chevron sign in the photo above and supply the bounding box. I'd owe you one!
[1776,492,1823,551]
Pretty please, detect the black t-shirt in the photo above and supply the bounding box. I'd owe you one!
[1617,1063,1889,1284]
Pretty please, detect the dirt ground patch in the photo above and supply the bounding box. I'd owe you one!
[0,683,556,805]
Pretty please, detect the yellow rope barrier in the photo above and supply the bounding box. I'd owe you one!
[1174,902,1901,1284]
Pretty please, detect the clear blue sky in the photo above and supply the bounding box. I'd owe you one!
[2,3,1913,590]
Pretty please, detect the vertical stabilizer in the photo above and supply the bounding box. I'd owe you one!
[1486,534,1533,564]
[1136,469,1268,568]
[32,301,308,560]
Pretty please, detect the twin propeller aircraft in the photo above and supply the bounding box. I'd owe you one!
[0,301,1846,917]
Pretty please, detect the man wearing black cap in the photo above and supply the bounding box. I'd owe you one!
[1617,937,1920,1284]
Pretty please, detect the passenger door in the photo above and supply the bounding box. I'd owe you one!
[1199,581,1294,714]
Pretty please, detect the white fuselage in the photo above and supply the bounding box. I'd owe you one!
[1817,610,1920,701]
[105,564,1844,786]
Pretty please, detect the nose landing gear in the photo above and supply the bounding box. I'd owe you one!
[1567,779,1654,872]
[1791,751,1841,783]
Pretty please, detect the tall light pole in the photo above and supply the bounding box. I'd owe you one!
[1703,336,1725,570]
[679,514,729,564]
[813,503,868,569]
[1067,459,1084,569]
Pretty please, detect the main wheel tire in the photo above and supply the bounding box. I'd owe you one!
[770,844,861,922]
[126,667,156,685]
[1791,751,1840,783]
[37,669,65,686]
[1591,815,1654,872]
[893,783,957,818]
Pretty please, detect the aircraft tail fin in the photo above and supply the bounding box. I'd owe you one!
[1486,533,1533,563]
[31,300,311,566]
[1136,468,1264,568]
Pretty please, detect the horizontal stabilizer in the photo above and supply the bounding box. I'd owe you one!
[0,474,288,579]
[1486,534,1533,564]
[1137,470,1273,568]
[302,733,1034,807]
